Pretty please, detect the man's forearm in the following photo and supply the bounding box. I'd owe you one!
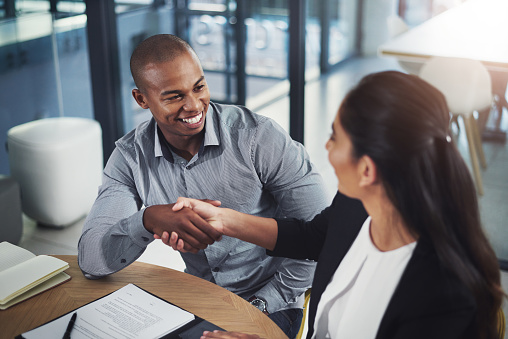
[255,258,316,313]
[78,210,152,277]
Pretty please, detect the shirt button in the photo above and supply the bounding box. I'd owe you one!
[212,267,220,272]
[142,236,149,242]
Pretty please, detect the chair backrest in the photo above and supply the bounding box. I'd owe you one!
[498,308,506,339]
[419,56,492,115]
[296,288,312,339]
[386,15,409,38]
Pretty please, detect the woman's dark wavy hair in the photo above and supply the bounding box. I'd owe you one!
[339,71,503,338]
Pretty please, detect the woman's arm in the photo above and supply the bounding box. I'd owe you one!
[165,198,279,251]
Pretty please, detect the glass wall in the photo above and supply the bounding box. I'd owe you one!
[0,0,361,174]
[174,0,359,110]
[244,1,290,109]
[0,0,92,175]
[115,1,174,133]
[327,0,358,66]
[245,0,359,109]
[176,0,238,103]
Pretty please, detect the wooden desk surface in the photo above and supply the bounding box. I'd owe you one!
[0,255,287,339]
[379,0,508,71]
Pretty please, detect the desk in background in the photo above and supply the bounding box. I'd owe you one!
[379,0,508,71]
[0,255,287,339]
[379,0,508,140]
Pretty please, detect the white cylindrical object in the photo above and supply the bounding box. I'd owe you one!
[7,117,103,226]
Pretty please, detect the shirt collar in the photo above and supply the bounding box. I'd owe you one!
[154,124,164,158]
[153,103,220,162]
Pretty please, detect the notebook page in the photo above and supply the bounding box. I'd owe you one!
[0,242,35,272]
[0,272,71,310]
[0,255,69,303]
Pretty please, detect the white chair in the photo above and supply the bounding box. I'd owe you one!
[7,117,103,226]
[386,15,423,75]
[419,56,492,195]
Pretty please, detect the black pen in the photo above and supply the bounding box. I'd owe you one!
[62,312,77,339]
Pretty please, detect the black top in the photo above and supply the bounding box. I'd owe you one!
[270,192,476,339]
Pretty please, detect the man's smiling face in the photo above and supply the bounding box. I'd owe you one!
[133,50,210,144]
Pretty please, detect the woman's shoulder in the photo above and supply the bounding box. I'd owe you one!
[392,240,476,315]
[377,242,476,338]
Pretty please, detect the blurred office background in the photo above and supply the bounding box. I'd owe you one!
[0,0,464,174]
[1,1,507,321]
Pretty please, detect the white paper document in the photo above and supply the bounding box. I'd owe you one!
[22,283,195,339]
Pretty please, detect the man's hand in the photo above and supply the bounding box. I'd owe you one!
[143,203,222,253]
[201,330,261,339]
[168,197,277,252]
[160,197,224,253]
[173,197,224,232]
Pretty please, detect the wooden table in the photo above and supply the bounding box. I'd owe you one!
[0,255,287,339]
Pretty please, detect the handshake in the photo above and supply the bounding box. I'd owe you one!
[147,198,224,253]
[143,197,276,253]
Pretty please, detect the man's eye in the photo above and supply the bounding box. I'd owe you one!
[167,94,182,101]
[194,85,205,92]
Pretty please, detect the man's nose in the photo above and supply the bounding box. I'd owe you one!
[183,94,200,111]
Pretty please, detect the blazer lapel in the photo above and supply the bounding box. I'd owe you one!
[307,193,367,338]
[375,240,434,338]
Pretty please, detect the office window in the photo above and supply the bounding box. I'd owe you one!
[0,0,92,175]
[115,0,174,133]
[327,0,358,66]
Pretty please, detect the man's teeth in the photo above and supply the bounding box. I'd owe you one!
[182,113,202,124]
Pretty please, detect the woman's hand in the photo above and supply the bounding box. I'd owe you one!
[161,196,278,252]
[156,198,225,252]
[201,330,261,339]
[172,197,224,233]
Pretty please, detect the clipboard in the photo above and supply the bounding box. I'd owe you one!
[17,283,224,339]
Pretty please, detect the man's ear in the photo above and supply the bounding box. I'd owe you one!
[132,89,149,109]
[358,155,378,187]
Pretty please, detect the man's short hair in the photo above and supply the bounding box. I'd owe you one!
[130,34,196,91]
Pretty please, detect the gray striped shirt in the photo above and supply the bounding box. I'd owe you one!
[78,102,329,313]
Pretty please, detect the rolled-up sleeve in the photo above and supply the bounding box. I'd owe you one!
[78,147,152,278]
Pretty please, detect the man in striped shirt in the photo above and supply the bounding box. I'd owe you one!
[78,34,328,338]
